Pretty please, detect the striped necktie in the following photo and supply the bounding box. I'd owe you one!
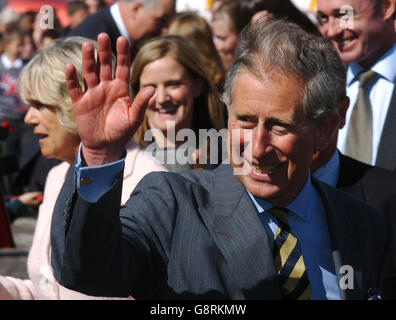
[269,207,311,300]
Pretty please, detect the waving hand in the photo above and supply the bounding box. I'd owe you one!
[66,33,155,166]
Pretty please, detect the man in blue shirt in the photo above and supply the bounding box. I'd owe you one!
[50,20,393,299]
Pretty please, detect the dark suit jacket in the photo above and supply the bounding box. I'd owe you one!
[68,8,121,54]
[51,164,392,299]
[374,85,396,172]
[337,154,396,298]
[338,154,396,228]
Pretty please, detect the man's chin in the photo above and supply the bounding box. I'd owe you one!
[337,47,363,65]
[238,175,281,200]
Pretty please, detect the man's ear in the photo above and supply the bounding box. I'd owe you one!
[381,0,396,20]
[314,109,342,152]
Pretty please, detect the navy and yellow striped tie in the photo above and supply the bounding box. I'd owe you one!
[269,207,311,300]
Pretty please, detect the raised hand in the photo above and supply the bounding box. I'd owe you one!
[66,33,155,166]
[18,191,43,206]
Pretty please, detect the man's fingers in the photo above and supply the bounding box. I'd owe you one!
[65,63,83,104]
[115,36,130,83]
[82,41,99,88]
[97,33,113,82]
[129,86,155,127]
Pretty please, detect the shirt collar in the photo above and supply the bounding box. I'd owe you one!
[312,150,340,187]
[110,2,131,44]
[248,171,312,222]
[1,54,23,69]
[347,42,396,86]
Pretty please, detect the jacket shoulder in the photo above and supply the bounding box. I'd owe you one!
[339,154,396,189]
[315,178,388,227]
[69,8,115,38]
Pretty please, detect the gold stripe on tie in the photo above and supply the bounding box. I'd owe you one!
[269,207,311,300]
[282,255,306,295]
[274,233,297,272]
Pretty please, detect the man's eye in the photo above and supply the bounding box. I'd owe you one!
[238,116,253,123]
[272,126,289,134]
[270,123,293,135]
[317,14,328,25]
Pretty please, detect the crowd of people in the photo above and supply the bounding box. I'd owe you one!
[0,0,396,300]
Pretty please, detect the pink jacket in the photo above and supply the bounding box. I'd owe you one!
[0,141,167,299]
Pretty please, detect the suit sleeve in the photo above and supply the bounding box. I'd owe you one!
[50,164,178,298]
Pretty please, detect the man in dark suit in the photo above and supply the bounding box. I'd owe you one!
[316,0,396,171]
[311,95,396,298]
[50,21,394,299]
[311,94,396,228]
[68,0,175,54]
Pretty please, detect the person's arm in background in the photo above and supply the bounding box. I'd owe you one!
[0,276,36,300]
[6,191,42,223]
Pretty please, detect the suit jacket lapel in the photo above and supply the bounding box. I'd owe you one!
[313,179,365,299]
[376,87,396,171]
[197,164,281,299]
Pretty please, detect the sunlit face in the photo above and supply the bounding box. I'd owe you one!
[228,71,321,206]
[139,55,202,141]
[128,0,175,42]
[317,0,391,67]
[212,17,238,70]
[24,103,80,163]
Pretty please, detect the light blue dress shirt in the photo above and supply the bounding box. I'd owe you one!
[337,42,396,165]
[248,173,341,300]
[75,144,125,202]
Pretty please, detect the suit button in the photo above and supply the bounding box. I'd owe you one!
[80,177,93,186]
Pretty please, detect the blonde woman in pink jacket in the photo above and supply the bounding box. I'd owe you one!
[0,37,166,299]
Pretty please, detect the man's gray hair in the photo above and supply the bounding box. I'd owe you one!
[222,19,346,125]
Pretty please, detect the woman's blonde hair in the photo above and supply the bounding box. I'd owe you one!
[168,12,225,88]
[19,36,99,135]
[131,35,224,148]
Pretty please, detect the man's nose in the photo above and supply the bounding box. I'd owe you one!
[322,17,342,39]
[251,125,272,159]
